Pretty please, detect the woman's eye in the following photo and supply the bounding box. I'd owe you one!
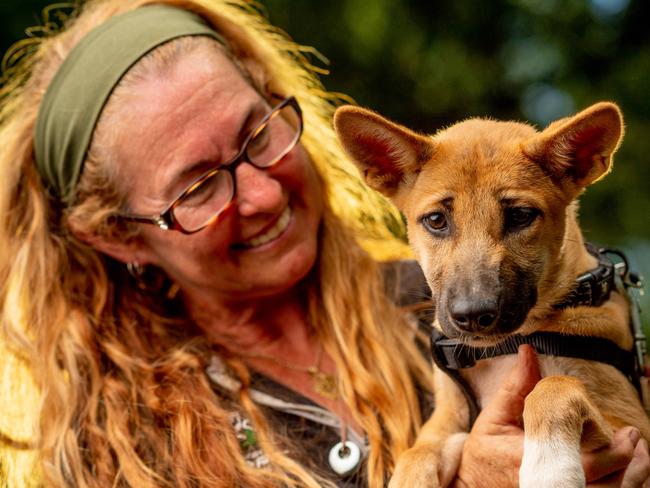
[248,124,271,155]
[505,207,539,231]
[182,175,219,207]
[420,212,449,235]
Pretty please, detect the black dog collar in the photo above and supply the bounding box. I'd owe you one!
[553,242,616,310]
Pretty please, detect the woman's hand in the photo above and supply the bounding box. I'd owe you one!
[452,345,650,487]
[585,427,649,487]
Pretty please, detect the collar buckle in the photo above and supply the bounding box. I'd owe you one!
[430,332,477,370]
[554,244,616,310]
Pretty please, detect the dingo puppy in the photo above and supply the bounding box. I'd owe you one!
[334,102,650,487]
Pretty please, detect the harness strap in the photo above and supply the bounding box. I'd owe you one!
[430,329,481,427]
[432,331,636,381]
[431,330,638,428]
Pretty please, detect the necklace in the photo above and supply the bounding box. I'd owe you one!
[238,344,339,400]
[207,355,364,477]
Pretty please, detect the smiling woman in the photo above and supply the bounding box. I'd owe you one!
[0,1,648,487]
[80,41,326,302]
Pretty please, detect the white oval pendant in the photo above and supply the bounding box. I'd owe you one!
[328,440,361,476]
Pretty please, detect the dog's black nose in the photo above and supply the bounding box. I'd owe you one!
[448,299,499,332]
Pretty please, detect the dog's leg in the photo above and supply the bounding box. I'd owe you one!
[519,375,613,488]
[389,367,469,488]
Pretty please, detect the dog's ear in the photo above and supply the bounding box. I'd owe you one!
[522,102,623,193]
[334,106,435,197]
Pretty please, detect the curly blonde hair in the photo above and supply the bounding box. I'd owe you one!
[0,1,431,486]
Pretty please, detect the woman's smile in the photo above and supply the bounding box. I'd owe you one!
[236,204,292,249]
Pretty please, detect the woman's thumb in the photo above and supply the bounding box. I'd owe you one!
[476,345,542,427]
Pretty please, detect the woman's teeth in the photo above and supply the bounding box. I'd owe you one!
[241,206,291,248]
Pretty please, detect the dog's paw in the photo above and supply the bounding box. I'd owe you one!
[519,437,585,488]
[389,444,442,488]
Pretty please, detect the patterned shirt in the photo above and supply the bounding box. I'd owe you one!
[206,261,433,486]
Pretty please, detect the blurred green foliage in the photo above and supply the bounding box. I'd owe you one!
[1,0,649,323]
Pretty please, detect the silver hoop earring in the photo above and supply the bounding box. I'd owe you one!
[126,261,144,279]
[125,261,174,296]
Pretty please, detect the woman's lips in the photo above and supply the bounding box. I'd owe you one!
[237,205,292,249]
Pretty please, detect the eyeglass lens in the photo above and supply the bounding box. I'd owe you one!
[172,101,301,232]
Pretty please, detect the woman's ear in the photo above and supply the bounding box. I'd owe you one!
[71,226,150,266]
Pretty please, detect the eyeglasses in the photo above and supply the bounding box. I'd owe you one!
[120,96,303,234]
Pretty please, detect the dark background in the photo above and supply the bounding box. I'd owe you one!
[2,0,649,323]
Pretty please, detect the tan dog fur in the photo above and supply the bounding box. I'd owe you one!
[334,102,650,487]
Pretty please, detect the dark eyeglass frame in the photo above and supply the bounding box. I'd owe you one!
[119,96,302,234]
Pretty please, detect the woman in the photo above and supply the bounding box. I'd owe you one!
[0,1,647,486]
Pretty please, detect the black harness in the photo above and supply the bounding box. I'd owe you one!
[430,244,648,427]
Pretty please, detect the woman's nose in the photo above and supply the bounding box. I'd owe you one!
[234,162,284,217]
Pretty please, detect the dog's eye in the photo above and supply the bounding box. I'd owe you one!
[420,212,449,235]
[505,207,539,231]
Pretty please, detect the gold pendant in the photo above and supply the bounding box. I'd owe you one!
[309,368,339,400]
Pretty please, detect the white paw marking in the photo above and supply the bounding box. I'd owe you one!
[520,437,585,488]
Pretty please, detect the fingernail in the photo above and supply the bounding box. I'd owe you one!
[629,427,641,446]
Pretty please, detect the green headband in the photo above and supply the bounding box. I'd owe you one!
[34,4,225,205]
